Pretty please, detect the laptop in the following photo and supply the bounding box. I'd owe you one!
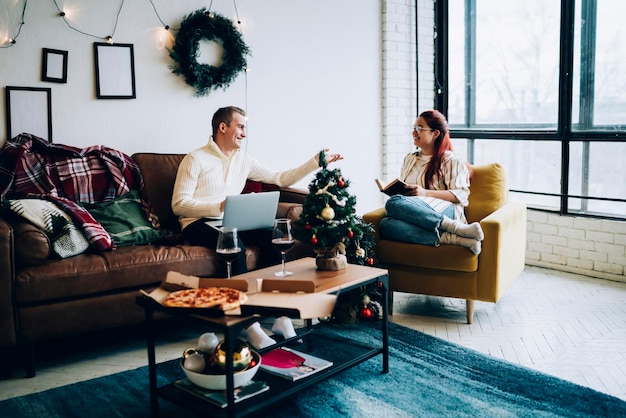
[205,191,280,231]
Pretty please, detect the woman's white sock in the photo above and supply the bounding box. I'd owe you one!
[440,232,482,255]
[440,217,484,240]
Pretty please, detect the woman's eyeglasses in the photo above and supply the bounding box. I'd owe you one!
[412,126,432,132]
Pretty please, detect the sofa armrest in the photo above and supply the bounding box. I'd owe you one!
[477,201,527,301]
[0,216,17,347]
[362,208,387,256]
[277,187,308,205]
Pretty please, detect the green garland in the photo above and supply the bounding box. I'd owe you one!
[169,9,250,96]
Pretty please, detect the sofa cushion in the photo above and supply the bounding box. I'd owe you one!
[465,163,508,223]
[15,244,261,304]
[378,239,478,272]
[79,190,165,246]
[3,198,90,258]
[131,153,184,233]
[12,222,51,266]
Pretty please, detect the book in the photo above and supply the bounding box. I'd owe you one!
[259,347,333,381]
[375,178,453,213]
[174,378,269,408]
[375,178,412,196]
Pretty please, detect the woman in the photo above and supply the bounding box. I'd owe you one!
[379,110,484,254]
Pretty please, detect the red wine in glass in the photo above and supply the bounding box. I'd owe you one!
[271,239,295,253]
[272,219,294,277]
[216,227,240,279]
[216,248,242,263]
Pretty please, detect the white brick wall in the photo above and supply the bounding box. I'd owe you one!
[526,210,626,283]
[382,0,436,180]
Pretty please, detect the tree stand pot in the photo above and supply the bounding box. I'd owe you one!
[316,253,347,270]
[315,243,347,271]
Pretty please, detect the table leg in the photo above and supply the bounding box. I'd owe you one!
[224,327,237,418]
[145,307,159,418]
[381,274,389,373]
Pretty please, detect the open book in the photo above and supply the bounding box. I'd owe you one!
[375,179,453,214]
[375,178,412,196]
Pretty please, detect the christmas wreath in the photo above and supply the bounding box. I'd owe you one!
[169,9,250,96]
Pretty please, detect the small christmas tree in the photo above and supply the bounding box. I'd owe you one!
[293,151,375,266]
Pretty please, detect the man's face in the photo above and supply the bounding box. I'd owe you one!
[220,112,246,151]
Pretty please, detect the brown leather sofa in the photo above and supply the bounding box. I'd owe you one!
[0,152,310,378]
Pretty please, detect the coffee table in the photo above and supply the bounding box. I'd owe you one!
[136,257,389,418]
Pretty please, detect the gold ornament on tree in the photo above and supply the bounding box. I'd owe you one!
[320,204,335,221]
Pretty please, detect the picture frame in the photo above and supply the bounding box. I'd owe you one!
[93,43,136,99]
[41,48,68,83]
[5,86,53,142]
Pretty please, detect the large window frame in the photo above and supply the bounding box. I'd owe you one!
[433,0,626,220]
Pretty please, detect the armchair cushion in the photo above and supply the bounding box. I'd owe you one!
[465,163,508,223]
[378,240,478,272]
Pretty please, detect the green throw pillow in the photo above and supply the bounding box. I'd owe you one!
[81,190,165,247]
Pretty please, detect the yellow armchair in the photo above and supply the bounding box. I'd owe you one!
[363,163,527,324]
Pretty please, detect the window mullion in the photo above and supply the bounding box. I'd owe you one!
[558,0,576,214]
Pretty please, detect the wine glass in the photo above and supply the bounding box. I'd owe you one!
[216,227,241,279]
[272,218,295,277]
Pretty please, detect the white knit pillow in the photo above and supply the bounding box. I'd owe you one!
[5,199,90,258]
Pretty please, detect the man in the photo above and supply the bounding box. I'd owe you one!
[172,106,342,275]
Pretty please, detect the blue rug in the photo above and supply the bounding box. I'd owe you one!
[1,322,624,417]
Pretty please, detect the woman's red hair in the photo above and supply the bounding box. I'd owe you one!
[420,110,473,186]
[420,110,453,188]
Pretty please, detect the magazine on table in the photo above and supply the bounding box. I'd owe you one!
[174,378,269,408]
[259,347,333,381]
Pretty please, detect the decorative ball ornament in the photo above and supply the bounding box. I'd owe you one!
[366,257,374,266]
[214,339,252,371]
[347,229,354,239]
[197,332,219,354]
[355,246,365,258]
[311,235,318,245]
[362,294,371,306]
[321,205,335,221]
[169,9,250,96]
[359,306,373,320]
[305,223,312,230]
[338,177,345,188]
[182,348,206,373]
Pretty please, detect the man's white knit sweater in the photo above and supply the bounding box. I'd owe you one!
[172,138,319,230]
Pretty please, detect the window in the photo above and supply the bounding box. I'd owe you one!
[441,0,626,219]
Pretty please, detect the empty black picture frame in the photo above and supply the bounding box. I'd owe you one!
[5,86,53,142]
[42,48,68,83]
[93,43,136,99]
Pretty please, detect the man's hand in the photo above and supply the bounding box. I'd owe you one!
[316,149,343,165]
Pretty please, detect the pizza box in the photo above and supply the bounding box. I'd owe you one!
[240,291,336,319]
[141,271,337,319]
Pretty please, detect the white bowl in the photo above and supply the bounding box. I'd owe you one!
[181,350,261,390]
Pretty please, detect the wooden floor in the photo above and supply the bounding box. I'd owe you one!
[0,266,624,403]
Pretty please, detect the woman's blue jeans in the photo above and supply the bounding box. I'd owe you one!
[379,195,454,246]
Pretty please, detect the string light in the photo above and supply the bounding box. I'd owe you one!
[0,0,27,48]
[52,0,126,42]
[0,0,251,48]
[1,0,248,115]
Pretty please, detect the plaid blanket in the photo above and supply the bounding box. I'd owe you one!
[0,133,159,251]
